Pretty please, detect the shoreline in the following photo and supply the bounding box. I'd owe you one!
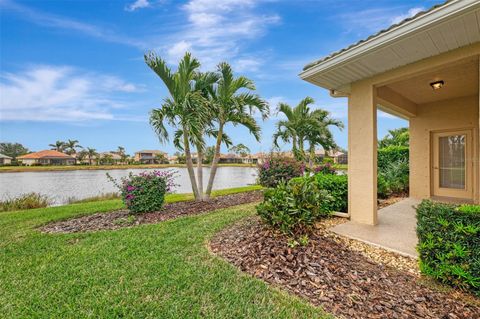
[0,163,256,173]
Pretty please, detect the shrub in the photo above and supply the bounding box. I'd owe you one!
[256,176,333,234]
[313,162,336,175]
[257,155,305,188]
[314,173,348,212]
[108,170,176,213]
[0,193,51,212]
[377,159,409,198]
[417,200,480,295]
[378,145,409,170]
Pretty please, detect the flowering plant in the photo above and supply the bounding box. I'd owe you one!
[257,155,305,188]
[107,170,177,213]
[313,162,336,175]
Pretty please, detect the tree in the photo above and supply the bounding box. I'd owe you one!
[204,146,215,164]
[229,143,251,157]
[64,139,82,155]
[378,127,409,148]
[49,140,66,152]
[145,51,212,200]
[155,152,167,164]
[85,148,98,165]
[273,97,343,162]
[174,151,186,164]
[204,62,268,198]
[0,142,29,159]
[100,153,114,165]
[117,146,128,164]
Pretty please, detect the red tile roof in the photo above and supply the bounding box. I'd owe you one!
[18,150,75,159]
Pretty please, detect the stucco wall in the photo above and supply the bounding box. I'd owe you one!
[410,95,479,202]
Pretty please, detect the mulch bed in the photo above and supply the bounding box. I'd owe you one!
[378,195,407,209]
[210,217,480,319]
[41,191,263,234]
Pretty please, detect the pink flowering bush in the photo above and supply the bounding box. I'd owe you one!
[257,155,305,188]
[107,170,177,213]
[313,162,336,175]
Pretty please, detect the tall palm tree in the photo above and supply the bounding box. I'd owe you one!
[64,139,82,155]
[273,97,343,161]
[86,147,98,165]
[117,146,128,164]
[145,51,212,200]
[205,62,269,198]
[49,140,65,152]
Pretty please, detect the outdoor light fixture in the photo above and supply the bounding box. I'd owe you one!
[430,80,444,90]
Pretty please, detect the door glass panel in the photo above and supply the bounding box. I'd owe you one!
[439,135,466,189]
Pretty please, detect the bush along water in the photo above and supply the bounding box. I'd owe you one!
[107,170,177,213]
[0,192,51,212]
[416,200,480,296]
[256,175,333,235]
[257,155,305,188]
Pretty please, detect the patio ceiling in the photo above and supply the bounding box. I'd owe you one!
[382,56,479,105]
[300,0,480,94]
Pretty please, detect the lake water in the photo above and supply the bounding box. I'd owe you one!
[1,167,258,205]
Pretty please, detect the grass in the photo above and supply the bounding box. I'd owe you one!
[0,191,330,318]
[0,163,255,173]
[67,185,263,205]
[333,164,347,170]
[0,193,51,212]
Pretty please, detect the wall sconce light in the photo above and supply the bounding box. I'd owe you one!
[430,80,444,90]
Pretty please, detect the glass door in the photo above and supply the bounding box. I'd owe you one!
[432,130,473,199]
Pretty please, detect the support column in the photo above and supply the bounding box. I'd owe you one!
[348,82,378,225]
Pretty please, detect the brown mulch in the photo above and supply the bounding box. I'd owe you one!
[210,217,480,319]
[378,195,408,209]
[41,191,263,234]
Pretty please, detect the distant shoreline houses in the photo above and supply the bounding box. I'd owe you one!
[10,148,347,166]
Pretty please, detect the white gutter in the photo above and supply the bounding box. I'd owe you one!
[299,0,480,81]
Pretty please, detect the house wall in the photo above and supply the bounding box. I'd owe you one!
[20,159,38,166]
[410,95,479,203]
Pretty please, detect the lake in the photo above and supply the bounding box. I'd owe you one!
[1,167,258,205]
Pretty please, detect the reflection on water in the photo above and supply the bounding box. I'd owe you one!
[2,167,257,205]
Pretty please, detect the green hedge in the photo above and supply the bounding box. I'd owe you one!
[417,200,480,295]
[256,176,333,234]
[314,173,348,213]
[378,145,409,170]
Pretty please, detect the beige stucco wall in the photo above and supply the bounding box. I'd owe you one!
[410,95,479,203]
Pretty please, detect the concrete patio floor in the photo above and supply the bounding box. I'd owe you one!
[330,198,421,258]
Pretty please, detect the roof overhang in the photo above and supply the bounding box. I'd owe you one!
[300,0,480,94]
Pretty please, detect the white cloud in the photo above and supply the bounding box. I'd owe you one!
[0,65,142,122]
[125,0,151,12]
[391,7,424,24]
[1,0,145,48]
[337,6,425,35]
[159,0,280,70]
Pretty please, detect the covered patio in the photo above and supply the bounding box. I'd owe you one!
[300,1,480,229]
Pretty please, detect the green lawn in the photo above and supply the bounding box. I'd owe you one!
[0,189,330,318]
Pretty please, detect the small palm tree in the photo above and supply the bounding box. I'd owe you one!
[145,51,212,200]
[117,146,128,164]
[64,139,82,155]
[86,148,98,165]
[49,140,65,152]
[273,97,343,161]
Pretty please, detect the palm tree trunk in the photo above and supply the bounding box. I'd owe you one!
[205,124,223,198]
[183,131,200,200]
[196,147,204,200]
[292,135,298,159]
[308,145,315,170]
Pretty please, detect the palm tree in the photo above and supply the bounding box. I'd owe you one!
[273,97,343,161]
[86,147,98,165]
[117,146,128,164]
[64,139,82,155]
[145,51,212,200]
[205,62,269,198]
[49,140,65,152]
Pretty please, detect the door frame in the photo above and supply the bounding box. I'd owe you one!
[430,128,474,200]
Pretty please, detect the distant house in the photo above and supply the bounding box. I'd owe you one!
[99,152,123,164]
[168,155,178,164]
[17,150,76,166]
[134,150,167,164]
[315,149,347,164]
[0,153,12,165]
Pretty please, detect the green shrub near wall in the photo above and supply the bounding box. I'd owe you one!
[256,176,333,234]
[314,173,348,213]
[416,200,480,296]
[377,145,409,170]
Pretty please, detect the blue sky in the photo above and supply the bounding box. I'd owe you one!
[0,0,439,155]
